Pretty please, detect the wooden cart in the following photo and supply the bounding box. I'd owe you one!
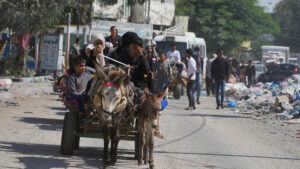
[60,103,139,158]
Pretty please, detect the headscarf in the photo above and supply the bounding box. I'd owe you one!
[91,33,106,67]
[92,33,106,52]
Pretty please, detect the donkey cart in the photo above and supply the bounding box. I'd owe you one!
[60,102,140,158]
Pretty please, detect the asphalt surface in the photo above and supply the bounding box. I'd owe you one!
[0,93,300,169]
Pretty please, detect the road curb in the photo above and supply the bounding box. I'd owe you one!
[11,75,53,83]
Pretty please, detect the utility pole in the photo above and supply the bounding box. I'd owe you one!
[66,13,71,72]
[76,1,81,38]
[89,0,95,43]
[147,0,151,24]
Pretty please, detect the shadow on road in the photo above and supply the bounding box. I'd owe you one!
[56,112,66,116]
[45,106,68,111]
[48,98,62,102]
[155,150,300,161]
[18,117,63,131]
[0,141,103,169]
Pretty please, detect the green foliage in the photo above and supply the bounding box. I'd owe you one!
[0,0,93,34]
[175,0,280,53]
[274,0,300,52]
[0,0,65,33]
[68,0,94,25]
[0,49,35,77]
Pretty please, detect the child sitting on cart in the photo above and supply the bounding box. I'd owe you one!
[66,57,96,117]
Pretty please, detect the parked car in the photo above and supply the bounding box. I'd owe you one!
[258,64,300,83]
[254,64,267,83]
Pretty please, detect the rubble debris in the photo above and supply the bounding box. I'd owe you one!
[225,73,300,124]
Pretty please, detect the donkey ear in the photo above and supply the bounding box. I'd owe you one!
[94,62,108,81]
[157,86,168,100]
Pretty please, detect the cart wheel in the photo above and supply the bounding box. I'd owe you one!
[173,84,181,99]
[60,108,78,155]
[134,118,139,159]
[74,136,80,150]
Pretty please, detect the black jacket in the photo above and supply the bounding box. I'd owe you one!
[116,50,152,90]
[211,58,229,80]
[193,55,204,74]
[106,35,122,48]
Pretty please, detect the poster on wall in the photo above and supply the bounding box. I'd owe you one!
[40,34,63,71]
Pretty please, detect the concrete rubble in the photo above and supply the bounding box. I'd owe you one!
[225,74,300,125]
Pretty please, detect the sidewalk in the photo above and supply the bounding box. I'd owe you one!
[0,76,54,107]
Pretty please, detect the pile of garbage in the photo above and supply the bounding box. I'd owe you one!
[225,74,300,121]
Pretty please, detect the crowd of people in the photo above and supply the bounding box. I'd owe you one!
[65,26,258,138]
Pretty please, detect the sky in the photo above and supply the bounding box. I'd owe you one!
[258,0,282,13]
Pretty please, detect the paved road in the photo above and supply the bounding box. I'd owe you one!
[0,94,300,169]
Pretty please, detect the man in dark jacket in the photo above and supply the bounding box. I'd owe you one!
[105,26,122,49]
[116,32,165,138]
[211,49,229,109]
[115,32,153,92]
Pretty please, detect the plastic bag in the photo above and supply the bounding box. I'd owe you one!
[228,101,237,108]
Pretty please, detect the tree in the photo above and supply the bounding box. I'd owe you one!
[0,0,92,69]
[175,0,280,53]
[274,0,300,52]
[0,0,65,69]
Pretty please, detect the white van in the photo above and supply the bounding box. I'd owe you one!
[153,32,207,75]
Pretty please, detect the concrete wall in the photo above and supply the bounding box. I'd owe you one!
[146,0,175,26]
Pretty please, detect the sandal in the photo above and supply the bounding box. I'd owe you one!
[185,107,193,110]
[154,129,165,139]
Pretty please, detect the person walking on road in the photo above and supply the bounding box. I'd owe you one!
[152,52,171,95]
[211,49,229,109]
[185,49,197,110]
[246,59,256,87]
[206,53,217,96]
[193,47,204,104]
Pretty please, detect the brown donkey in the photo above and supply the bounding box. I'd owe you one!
[93,64,130,166]
[137,87,167,169]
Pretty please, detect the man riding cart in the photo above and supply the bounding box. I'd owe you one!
[166,43,187,99]
[59,31,168,156]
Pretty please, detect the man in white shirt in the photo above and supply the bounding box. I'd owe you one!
[167,43,181,64]
[185,48,197,110]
